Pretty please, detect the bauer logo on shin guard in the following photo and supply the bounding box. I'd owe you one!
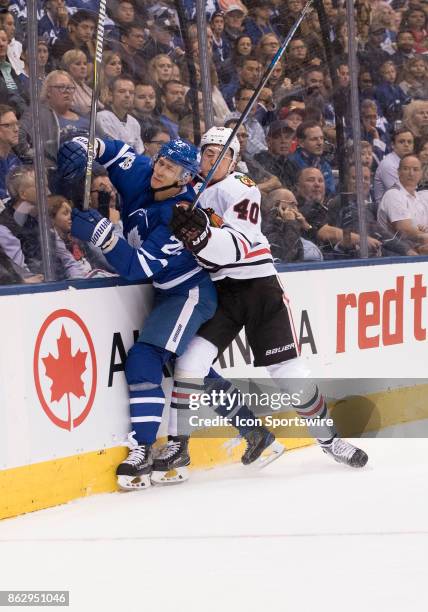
[265,343,295,356]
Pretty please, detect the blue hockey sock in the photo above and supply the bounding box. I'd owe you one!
[206,369,257,436]
[129,384,165,445]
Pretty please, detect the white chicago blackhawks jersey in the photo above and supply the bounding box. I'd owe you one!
[194,172,276,281]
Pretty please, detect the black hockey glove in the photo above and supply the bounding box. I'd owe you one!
[170,203,211,253]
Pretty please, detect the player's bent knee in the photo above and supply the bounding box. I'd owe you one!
[267,357,318,402]
[266,357,311,379]
[125,342,167,386]
[175,335,218,379]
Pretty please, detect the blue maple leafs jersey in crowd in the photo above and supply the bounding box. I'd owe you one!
[97,139,208,292]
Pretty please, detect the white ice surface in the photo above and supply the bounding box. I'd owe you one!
[1,428,428,612]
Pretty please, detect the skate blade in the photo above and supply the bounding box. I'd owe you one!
[151,466,189,485]
[117,474,151,491]
[249,441,285,470]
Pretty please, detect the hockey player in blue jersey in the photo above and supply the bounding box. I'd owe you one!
[58,137,218,490]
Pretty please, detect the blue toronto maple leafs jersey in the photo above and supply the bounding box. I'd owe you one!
[97,139,208,292]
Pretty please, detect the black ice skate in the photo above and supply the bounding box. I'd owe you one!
[320,437,368,468]
[151,435,191,485]
[116,433,153,490]
[241,426,285,468]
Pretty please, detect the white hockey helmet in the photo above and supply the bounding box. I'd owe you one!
[200,126,240,163]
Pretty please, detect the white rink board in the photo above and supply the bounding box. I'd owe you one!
[0,260,427,470]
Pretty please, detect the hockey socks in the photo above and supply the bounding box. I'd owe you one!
[169,369,261,437]
[292,384,337,442]
[129,384,165,445]
[169,378,205,436]
[206,369,259,436]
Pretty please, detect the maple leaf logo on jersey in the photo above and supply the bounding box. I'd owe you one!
[235,174,256,187]
[42,326,87,427]
[127,224,143,248]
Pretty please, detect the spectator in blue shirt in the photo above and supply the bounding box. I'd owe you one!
[159,80,187,139]
[38,0,69,46]
[374,60,411,124]
[283,120,336,196]
[243,0,279,46]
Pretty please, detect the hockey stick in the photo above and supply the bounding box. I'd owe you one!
[190,0,313,211]
[82,0,107,210]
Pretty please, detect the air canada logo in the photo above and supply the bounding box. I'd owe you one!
[33,309,97,430]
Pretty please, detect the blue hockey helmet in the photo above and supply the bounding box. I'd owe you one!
[155,139,200,179]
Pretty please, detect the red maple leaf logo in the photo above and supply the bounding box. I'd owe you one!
[42,325,87,430]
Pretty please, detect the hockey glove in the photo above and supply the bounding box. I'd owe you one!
[170,203,211,253]
[71,208,115,250]
[57,137,100,181]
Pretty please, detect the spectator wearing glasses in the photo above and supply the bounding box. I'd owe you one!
[116,24,148,81]
[0,104,21,201]
[141,122,170,160]
[51,9,97,64]
[18,70,89,167]
[282,37,320,86]
[96,76,144,154]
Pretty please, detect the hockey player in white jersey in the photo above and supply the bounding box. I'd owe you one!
[151,126,368,484]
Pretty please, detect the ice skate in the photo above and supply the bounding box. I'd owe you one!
[151,435,190,485]
[241,427,285,468]
[116,433,153,490]
[321,437,368,468]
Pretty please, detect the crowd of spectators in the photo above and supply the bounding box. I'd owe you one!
[1,0,428,283]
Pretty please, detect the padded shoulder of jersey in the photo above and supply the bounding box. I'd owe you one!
[215,172,260,196]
